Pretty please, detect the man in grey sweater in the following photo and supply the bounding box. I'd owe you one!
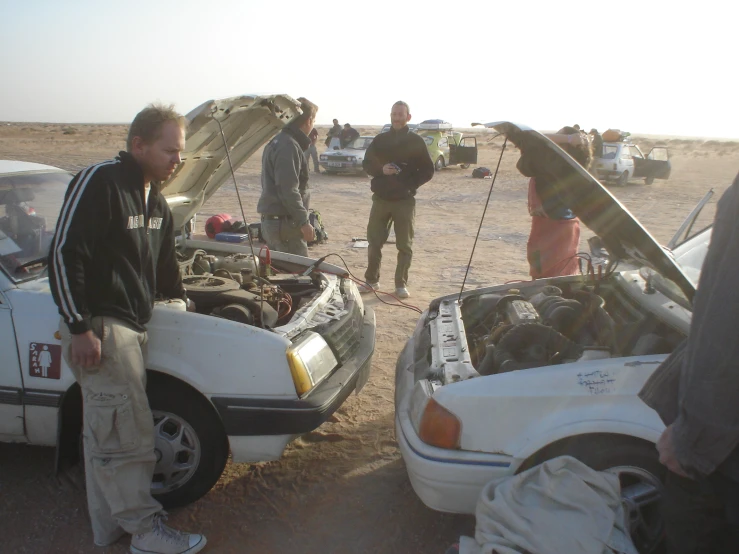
[639,172,739,553]
[257,97,317,256]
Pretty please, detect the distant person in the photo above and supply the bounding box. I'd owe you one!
[640,172,739,554]
[590,128,604,158]
[361,100,434,299]
[340,123,360,148]
[518,126,592,278]
[325,118,341,146]
[48,104,205,553]
[306,127,320,174]
[257,97,317,256]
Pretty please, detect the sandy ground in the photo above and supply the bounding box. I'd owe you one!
[1,122,738,554]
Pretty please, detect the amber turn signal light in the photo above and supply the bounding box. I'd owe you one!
[418,398,461,449]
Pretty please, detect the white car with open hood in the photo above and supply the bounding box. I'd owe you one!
[0,95,375,508]
[395,122,711,554]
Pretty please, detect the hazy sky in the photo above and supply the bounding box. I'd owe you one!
[1,0,734,137]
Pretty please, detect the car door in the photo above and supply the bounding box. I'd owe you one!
[631,145,647,178]
[449,136,478,165]
[619,144,635,176]
[437,136,451,162]
[0,286,25,438]
[646,146,671,180]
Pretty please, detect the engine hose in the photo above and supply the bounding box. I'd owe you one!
[573,290,618,354]
[493,323,582,374]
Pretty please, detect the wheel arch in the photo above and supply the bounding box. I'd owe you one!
[515,431,658,474]
[55,369,226,472]
[511,417,661,470]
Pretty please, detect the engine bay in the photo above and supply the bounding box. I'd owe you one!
[175,247,325,329]
[455,281,685,378]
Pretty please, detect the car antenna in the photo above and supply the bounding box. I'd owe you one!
[457,136,508,304]
[211,103,266,328]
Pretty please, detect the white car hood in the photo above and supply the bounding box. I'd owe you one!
[163,94,302,229]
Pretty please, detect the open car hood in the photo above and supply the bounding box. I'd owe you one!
[163,94,302,229]
[477,121,696,304]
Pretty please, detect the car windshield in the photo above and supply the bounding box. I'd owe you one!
[347,137,373,150]
[672,226,712,287]
[601,145,619,159]
[422,136,434,146]
[0,170,71,282]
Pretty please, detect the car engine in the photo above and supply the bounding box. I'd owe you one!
[461,284,678,376]
[174,248,322,328]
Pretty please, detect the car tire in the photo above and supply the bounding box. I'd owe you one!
[460,163,471,169]
[617,170,629,186]
[146,375,229,509]
[645,176,655,185]
[518,435,665,554]
[435,156,445,171]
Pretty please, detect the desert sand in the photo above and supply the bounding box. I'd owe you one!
[1,122,738,553]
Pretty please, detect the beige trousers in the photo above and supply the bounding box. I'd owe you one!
[60,316,161,544]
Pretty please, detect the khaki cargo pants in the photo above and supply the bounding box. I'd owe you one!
[60,316,160,544]
[365,195,415,288]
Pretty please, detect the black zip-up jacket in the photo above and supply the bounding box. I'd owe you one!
[362,126,434,201]
[48,151,185,334]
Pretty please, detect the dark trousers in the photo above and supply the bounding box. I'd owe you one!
[663,470,739,553]
[365,195,415,288]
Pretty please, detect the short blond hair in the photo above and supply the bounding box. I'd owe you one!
[126,103,187,151]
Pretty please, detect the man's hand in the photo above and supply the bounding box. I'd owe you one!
[71,330,102,368]
[301,222,315,242]
[657,424,691,478]
[382,163,399,176]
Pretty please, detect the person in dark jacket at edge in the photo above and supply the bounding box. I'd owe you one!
[340,123,360,148]
[48,104,206,554]
[361,100,434,299]
[639,172,739,553]
[257,97,317,256]
[518,126,593,279]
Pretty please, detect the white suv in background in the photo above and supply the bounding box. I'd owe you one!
[595,142,671,185]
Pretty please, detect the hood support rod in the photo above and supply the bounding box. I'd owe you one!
[458,137,508,303]
[211,104,266,328]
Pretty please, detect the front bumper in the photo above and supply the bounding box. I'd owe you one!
[394,329,515,514]
[211,306,375,436]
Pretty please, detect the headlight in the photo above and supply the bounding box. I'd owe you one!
[409,381,461,449]
[418,398,461,449]
[286,332,338,396]
[346,279,364,313]
[349,156,357,162]
[320,155,328,161]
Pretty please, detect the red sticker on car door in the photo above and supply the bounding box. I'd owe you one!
[29,342,62,379]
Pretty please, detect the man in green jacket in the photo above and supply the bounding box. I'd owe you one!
[257,98,318,256]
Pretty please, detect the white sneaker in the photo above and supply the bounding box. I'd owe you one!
[130,513,206,554]
[360,281,380,294]
[395,287,410,299]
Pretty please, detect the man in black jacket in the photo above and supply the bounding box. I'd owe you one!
[361,101,434,298]
[48,104,206,554]
[340,123,360,148]
[639,172,739,553]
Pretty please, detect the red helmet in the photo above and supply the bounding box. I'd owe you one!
[204,213,233,239]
